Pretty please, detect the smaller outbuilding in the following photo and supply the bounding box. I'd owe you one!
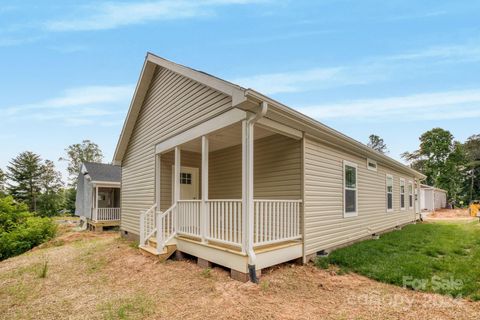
[75,162,121,231]
[420,184,447,212]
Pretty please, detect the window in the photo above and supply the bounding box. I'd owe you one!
[386,174,393,212]
[367,158,378,172]
[408,181,413,209]
[400,178,405,210]
[343,161,358,217]
[180,172,192,185]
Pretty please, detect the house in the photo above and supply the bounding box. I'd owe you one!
[112,53,425,282]
[75,162,122,231]
[420,184,447,212]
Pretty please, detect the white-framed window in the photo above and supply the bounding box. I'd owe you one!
[386,174,393,212]
[408,181,413,209]
[343,160,358,217]
[400,178,406,210]
[367,158,378,172]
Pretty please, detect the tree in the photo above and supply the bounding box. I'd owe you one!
[402,128,466,202]
[60,140,103,186]
[6,152,43,212]
[367,134,388,154]
[37,160,64,217]
[464,134,480,202]
[0,169,6,196]
[64,187,77,214]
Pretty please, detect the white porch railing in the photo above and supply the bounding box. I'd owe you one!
[156,203,177,252]
[177,200,201,237]
[139,204,157,247]
[253,200,302,246]
[206,200,243,247]
[139,199,301,251]
[93,207,121,221]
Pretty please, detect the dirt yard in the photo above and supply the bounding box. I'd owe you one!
[1,225,479,320]
[427,208,475,221]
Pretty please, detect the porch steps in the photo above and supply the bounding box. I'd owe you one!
[139,241,177,262]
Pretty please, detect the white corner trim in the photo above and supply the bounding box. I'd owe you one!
[155,108,247,154]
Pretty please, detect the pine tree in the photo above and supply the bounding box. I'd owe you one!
[367,134,388,154]
[0,168,6,195]
[7,151,43,212]
[37,160,64,216]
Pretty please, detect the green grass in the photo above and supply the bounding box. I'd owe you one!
[320,221,480,299]
[98,294,153,320]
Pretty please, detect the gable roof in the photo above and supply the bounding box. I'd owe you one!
[113,53,425,179]
[82,162,121,183]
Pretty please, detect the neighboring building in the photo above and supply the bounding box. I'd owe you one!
[420,184,447,212]
[112,53,425,282]
[75,162,122,231]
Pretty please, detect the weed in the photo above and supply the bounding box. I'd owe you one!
[98,294,153,320]
[314,257,329,269]
[260,280,270,292]
[200,268,212,278]
[38,260,48,278]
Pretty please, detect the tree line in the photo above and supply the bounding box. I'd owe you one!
[368,129,480,205]
[0,140,103,217]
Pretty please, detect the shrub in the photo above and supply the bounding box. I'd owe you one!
[0,196,57,260]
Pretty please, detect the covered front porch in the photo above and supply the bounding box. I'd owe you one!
[88,184,121,231]
[139,108,304,280]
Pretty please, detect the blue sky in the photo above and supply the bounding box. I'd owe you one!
[1,0,480,182]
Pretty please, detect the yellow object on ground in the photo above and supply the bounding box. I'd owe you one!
[470,200,480,217]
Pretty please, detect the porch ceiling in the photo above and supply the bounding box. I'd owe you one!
[180,122,275,153]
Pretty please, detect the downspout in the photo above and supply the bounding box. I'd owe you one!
[246,101,268,283]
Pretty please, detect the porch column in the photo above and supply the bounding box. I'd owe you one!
[155,154,161,209]
[174,147,181,203]
[242,120,254,255]
[201,136,209,243]
[95,186,99,221]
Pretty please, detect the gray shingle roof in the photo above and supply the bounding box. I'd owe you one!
[83,162,121,183]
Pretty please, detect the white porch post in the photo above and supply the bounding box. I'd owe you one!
[173,147,181,233]
[155,154,161,209]
[242,120,254,255]
[95,186,99,221]
[174,147,181,203]
[201,136,209,243]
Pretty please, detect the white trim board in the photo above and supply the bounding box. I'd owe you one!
[155,108,247,154]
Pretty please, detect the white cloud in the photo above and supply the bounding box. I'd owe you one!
[5,84,134,126]
[232,64,386,95]
[295,89,480,122]
[386,43,480,63]
[44,0,265,31]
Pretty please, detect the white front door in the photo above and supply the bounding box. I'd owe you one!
[173,166,199,200]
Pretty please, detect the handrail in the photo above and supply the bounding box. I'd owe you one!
[156,203,177,253]
[139,203,157,247]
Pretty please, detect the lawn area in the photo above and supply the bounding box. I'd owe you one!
[1,223,479,319]
[322,220,480,300]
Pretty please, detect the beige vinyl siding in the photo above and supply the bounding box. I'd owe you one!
[159,150,201,211]
[304,135,416,255]
[121,66,232,234]
[209,133,301,200]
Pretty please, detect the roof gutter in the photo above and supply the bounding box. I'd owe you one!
[244,89,426,180]
[245,101,268,283]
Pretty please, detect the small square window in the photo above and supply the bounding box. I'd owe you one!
[180,173,192,185]
[367,158,377,171]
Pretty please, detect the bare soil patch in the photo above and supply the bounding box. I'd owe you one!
[427,208,474,221]
[1,230,479,320]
